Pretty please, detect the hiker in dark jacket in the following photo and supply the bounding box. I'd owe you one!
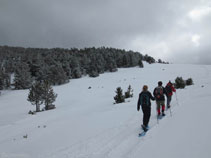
[137,85,155,131]
[153,81,167,117]
[165,81,176,109]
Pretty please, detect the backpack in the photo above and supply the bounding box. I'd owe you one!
[140,92,150,106]
[155,86,163,99]
[165,85,172,95]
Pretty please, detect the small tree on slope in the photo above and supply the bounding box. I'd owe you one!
[186,78,193,86]
[138,60,144,68]
[125,85,133,98]
[175,77,186,89]
[114,87,125,104]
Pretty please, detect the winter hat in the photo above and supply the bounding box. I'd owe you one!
[143,85,148,91]
[158,81,162,86]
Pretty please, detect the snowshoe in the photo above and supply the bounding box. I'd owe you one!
[157,114,163,119]
[141,124,148,132]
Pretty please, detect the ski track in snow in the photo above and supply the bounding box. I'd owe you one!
[44,115,140,158]
[44,106,174,158]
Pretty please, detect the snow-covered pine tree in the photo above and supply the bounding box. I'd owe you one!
[186,78,193,86]
[0,76,3,90]
[129,53,137,67]
[27,81,44,112]
[95,54,106,74]
[138,59,144,68]
[122,54,130,67]
[107,57,117,72]
[48,65,69,85]
[35,65,50,81]
[175,77,186,89]
[4,72,10,89]
[88,62,99,77]
[144,54,155,64]
[114,87,125,104]
[0,67,4,90]
[42,81,57,110]
[70,57,82,78]
[4,59,15,74]
[125,85,133,98]
[158,59,162,63]
[72,67,82,79]
[62,61,72,79]
[0,65,11,90]
[14,62,32,89]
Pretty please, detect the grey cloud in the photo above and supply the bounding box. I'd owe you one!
[0,0,180,46]
[0,0,211,64]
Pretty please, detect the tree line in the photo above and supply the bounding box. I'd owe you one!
[0,45,157,90]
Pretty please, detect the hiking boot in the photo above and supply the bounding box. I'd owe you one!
[167,105,171,109]
[162,112,165,116]
[141,124,148,132]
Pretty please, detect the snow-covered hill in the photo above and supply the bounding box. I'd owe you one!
[0,63,211,158]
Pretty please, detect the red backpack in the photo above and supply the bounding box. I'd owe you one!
[155,86,163,99]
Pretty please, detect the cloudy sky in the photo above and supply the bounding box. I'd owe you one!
[0,0,211,64]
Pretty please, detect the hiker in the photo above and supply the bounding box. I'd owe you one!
[153,81,167,117]
[165,81,176,109]
[137,85,155,131]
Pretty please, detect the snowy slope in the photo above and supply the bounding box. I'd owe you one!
[0,63,211,158]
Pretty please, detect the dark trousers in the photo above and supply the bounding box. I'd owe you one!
[167,95,172,106]
[141,106,151,127]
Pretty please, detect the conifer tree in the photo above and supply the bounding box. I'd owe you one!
[42,81,57,110]
[129,53,137,67]
[186,78,193,86]
[72,67,82,79]
[0,68,4,90]
[138,59,144,68]
[125,85,133,98]
[4,72,10,89]
[158,59,162,63]
[175,77,186,89]
[114,87,125,104]
[88,62,99,77]
[14,62,32,89]
[0,66,11,90]
[62,62,72,79]
[0,76,3,90]
[122,55,129,67]
[70,57,82,78]
[106,57,117,72]
[27,81,44,112]
[48,65,68,85]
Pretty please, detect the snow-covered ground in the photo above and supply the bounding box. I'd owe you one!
[0,63,211,158]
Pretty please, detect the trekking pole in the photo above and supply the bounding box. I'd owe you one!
[169,106,172,117]
[156,105,159,124]
[157,114,159,124]
[175,92,179,106]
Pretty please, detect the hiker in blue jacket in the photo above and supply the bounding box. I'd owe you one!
[137,85,155,131]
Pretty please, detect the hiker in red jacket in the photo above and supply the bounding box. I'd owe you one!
[165,81,176,109]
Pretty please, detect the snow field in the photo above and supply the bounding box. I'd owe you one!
[0,63,211,158]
